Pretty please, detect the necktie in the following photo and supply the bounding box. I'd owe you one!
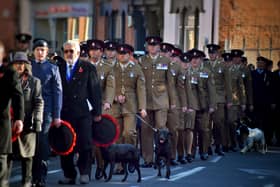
[67,65,73,81]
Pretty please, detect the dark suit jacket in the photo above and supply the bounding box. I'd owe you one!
[251,69,273,105]
[58,59,102,118]
[58,59,102,151]
[0,65,24,154]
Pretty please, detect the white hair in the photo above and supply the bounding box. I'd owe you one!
[63,40,80,52]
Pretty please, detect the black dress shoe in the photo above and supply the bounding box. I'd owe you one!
[229,146,238,152]
[141,162,153,168]
[95,167,103,180]
[208,147,213,155]
[186,154,194,163]
[200,154,208,161]
[58,178,76,185]
[170,159,179,166]
[215,147,225,156]
[222,146,229,152]
[177,156,187,164]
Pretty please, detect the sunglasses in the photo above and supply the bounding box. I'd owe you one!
[64,49,74,54]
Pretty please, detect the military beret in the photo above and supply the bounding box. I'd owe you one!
[87,39,104,50]
[206,44,221,53]
[171,47,183,57]
[188,48,206,59]
[15,33,32,43]
[180,52,191,63]
[145,36,162,45]
[32,38,49,50]
[104,40,118,50]
[222,52,233,62]
[160,43,174,53]
[116,44,134,54]
[231,49,244,57]
[256,56,267,62]
[12,52,30,64]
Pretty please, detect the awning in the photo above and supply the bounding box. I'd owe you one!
[170,0,204,14]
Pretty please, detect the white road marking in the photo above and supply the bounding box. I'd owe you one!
[209,156,222,163]
[141,166,182,181]
[158,166,206,182]
[266,150,280,154]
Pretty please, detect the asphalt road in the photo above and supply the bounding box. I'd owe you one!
[10,147,280,187]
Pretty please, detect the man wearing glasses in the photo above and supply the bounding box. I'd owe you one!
[56,40,102,185]
[31,39,63,187]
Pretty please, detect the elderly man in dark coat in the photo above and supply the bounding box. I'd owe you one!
[5,52,44,187]
[56,40,102,185]
[0,42,24,187]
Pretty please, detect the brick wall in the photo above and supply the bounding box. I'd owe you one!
[219,0,280,69]
[0,0,17,52]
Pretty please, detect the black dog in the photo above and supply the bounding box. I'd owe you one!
[154,128,172,179]
[99,144,141,182]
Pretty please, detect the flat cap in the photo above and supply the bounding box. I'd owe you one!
[87,39,104,50]
[160,43,174,53]
[206,44,221,53]
[180,52,191,63]
[188,48,206,59]
[231,49,244,57]
[15,33,32,43]
[171,47,183,57]
[222,53,233,62]
[104,40,118,50]
[145,36,162,45]
[116,44,134,54]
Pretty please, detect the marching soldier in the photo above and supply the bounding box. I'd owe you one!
[240,56,254,117]
[165,47,183,165]
[139,36,176,167]
[104,40,118,66]
[111,44,147,173]
[205,44,232,156]
[177,52,194,163]
[187,49,216,160]
[225,50,247,151]
[86,39,115,178]
[86,39,115,113]
[9,33,32,62]
[160,42,174,58]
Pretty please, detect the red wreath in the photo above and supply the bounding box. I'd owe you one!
[49,120,77,156]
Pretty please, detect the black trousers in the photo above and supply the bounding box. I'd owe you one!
[59,115,93,179]
[60,149,92,179]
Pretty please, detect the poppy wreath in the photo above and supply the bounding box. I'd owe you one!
[92,114,120,147]
[48,120,77,156]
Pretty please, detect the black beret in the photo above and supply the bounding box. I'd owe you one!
[116,44,134,54]
[145,36,162,45]
[188,48,206,59]
[206,44,221,53]
[87,39,104,50]
[180,52,191,63]
[231,49,244,57]
[160,43,174,53]
[15,33,32,43]
[32,38,49,50]
[222,53,233,62]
